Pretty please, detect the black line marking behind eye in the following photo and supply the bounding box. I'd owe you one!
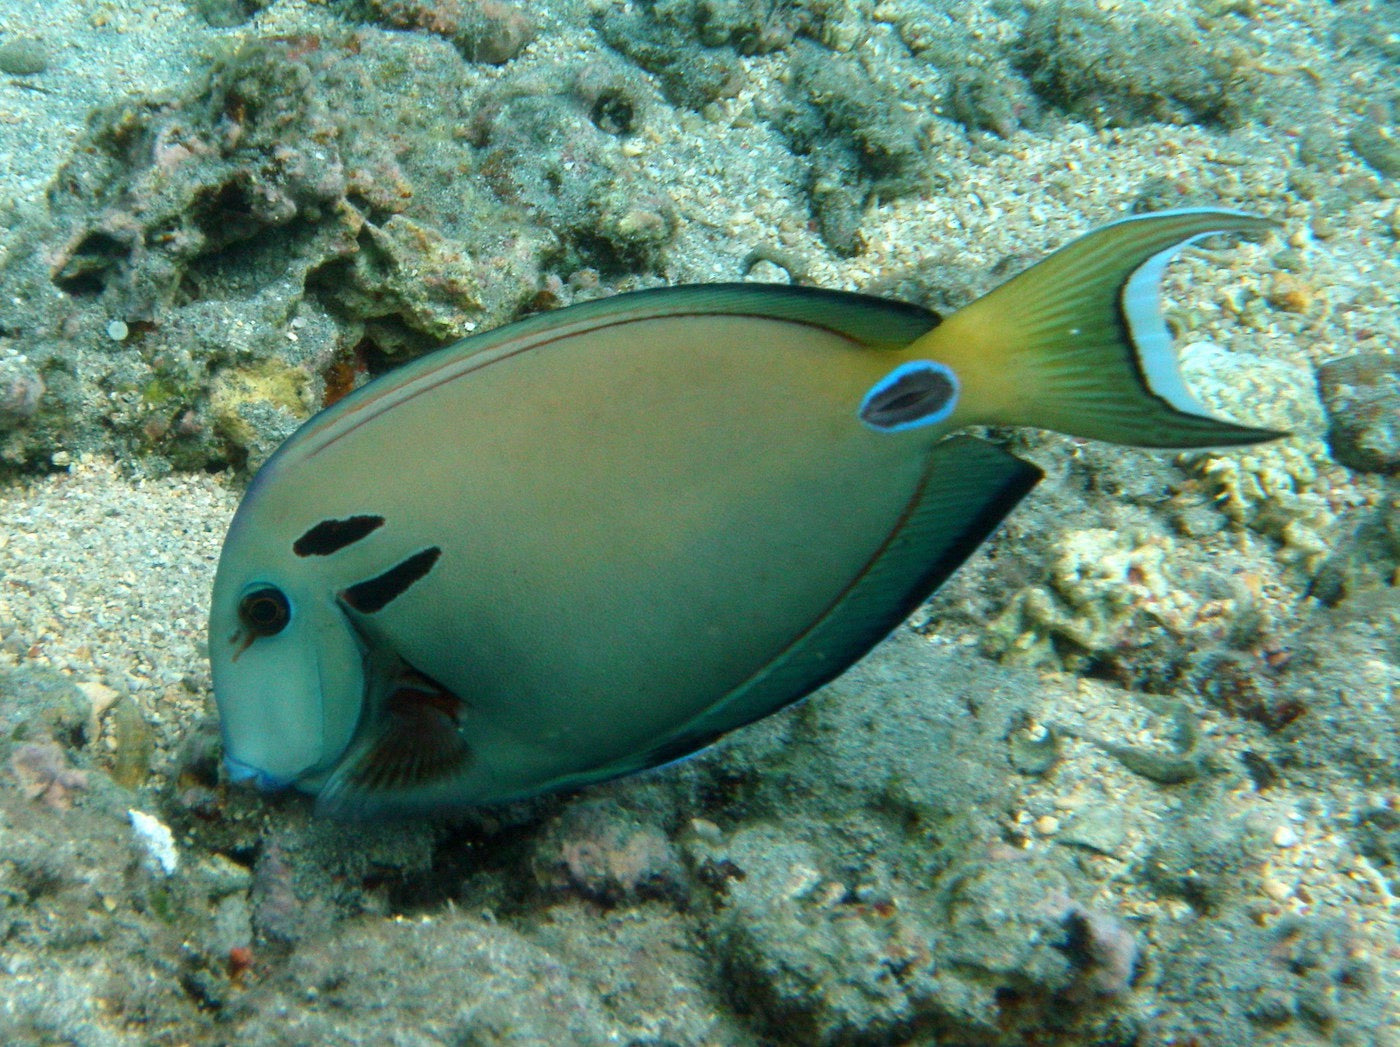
[342,547,442,614]
[294,515,386,557]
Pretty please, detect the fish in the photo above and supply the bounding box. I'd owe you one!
[208,209,1285,818]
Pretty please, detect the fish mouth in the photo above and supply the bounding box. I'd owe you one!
[224,754,293,792]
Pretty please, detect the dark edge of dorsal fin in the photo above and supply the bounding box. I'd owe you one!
[596,282,943,350]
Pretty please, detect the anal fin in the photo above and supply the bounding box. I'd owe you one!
[613,435,1043,781]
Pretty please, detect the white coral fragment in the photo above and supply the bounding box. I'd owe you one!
[129,808,179,876]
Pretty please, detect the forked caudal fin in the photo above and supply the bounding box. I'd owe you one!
[908,209,1288,448]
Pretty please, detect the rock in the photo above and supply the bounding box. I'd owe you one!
[1015,1,1260,127]
[1152,910,1384,1045]
[238,912,619,1044]
[1058,805,1127,856]
[1350,123,1400,179]
[703,824,943,1045]
[1317,353,1400,474]
[0,37,49,76]
[530,799,688,904]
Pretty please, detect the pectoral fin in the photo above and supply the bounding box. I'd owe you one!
[315,666,471,819]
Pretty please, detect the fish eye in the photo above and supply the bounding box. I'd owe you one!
[239,586,291,637]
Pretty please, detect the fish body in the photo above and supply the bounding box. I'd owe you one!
[209,210,1283,817]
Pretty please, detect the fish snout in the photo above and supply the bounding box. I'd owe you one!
[224,754,292,792]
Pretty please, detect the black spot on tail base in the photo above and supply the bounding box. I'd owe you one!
[860,360,959,432]
[294,515,386,557]
[342,547,441,613]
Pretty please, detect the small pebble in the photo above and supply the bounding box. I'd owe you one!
[1261,876,1293,902]
[0,37,49,76]
[1034,814,1060,836]
[1273,824,1301,848]
[1350,124,1400,179]
[1060,805,1127,855]
[106,319,129,342]
[689,817,723,844]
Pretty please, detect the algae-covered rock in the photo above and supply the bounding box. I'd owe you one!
[249,811,440,946]
[987,527,1187,670]
[938,857,1074,993]
[0,357,45,430]
[1351,122,1400,180]
[468,76,677,273]
[311,213,485,353]
[1016,0,1263,127]
[1259,588,1400,788]
[530,798,689,905]
[895,2,1043,137]
[0,664,92,759]
[337,0,537,65]
[238,913,620,1045]
[596,2,744,110]
[107,698,155,790]
[1151,909,1384,1045]
[0,29,572,472]
[0,36,49,76]
[189,0,268,29]
[210,359,313,470]
[1179,343,1340,571]
[1353,806,1400,893]
[699,822,944,1045]
[1142,811,1270,913]
[1317,352,1400,474]
[772,41,929,256]
[935,855,1143,1032]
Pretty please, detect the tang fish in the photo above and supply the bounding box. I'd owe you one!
[209,209,1283,817]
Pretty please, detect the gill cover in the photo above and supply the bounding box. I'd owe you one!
[208,537,365,789]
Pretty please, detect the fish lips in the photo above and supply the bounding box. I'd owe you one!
[223,752,293,792]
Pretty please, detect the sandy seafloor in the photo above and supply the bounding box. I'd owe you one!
[0,0,1397,1044]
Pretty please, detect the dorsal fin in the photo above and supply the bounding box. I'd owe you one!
[528,282,941,351]
[260,282,941,488]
